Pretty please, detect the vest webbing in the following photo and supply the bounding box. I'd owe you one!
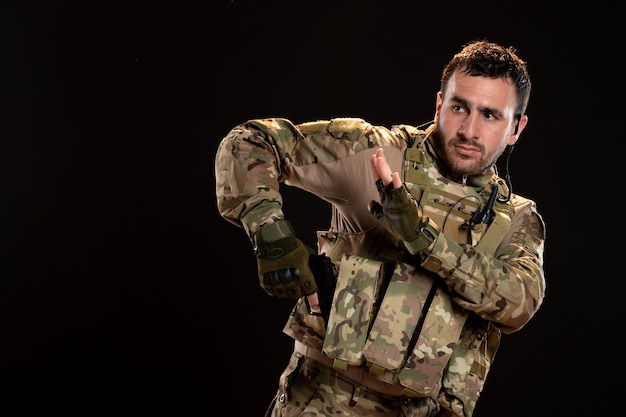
[398,124,513,256]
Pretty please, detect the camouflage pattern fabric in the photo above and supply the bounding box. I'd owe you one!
[364,261,435,373]
[323,254,384,366]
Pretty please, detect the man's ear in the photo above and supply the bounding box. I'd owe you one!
[509,114,528,145]
[433,91,442,123]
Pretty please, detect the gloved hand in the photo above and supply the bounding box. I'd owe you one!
[253,219,318,299]
[370,179,439,255]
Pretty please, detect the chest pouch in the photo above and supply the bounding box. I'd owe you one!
[362,261,468,396]
[322,254,384,368]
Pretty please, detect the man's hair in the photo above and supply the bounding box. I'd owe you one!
[440,40,532,117]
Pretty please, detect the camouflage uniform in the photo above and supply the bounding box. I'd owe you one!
[215,117,546,417]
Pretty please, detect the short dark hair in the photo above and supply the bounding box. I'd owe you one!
[440,40,532,117]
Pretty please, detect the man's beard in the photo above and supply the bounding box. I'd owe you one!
[432,132,504,178]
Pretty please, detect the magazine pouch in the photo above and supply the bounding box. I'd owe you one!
[322,254,384,368]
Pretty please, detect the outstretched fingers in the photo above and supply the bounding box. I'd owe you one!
[371,148,402,188]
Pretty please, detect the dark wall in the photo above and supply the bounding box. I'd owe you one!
[1,1,607,416]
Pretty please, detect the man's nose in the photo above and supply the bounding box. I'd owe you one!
[458,115,479,138]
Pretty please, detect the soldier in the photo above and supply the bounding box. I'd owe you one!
[214,39,546,417]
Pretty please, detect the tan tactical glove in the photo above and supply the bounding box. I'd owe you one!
[253,220,318,299]
[370,179,439,255]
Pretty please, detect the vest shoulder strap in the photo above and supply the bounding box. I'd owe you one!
[475,175,513,254]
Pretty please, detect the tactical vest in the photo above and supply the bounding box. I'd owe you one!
[285,124,513,398]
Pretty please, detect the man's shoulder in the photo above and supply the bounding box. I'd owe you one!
[510,193,538,209]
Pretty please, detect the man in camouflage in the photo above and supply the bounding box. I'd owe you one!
[214,40,546,417]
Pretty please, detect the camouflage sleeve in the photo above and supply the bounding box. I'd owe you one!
[214,117,402,239]
[421,196,546,334]
[214,118,304,239]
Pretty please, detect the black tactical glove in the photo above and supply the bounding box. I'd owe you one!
[370,179,439,255]
[253,219,318,299]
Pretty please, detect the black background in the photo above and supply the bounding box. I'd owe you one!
[0,1,612,416]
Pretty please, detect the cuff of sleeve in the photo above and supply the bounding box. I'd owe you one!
[418,231,444,272]
[403,222,439,255]
[254,220,297,258]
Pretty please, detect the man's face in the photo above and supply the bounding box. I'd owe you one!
[432,70,526,178]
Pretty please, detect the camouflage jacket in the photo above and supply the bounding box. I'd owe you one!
[214,117,546,416]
